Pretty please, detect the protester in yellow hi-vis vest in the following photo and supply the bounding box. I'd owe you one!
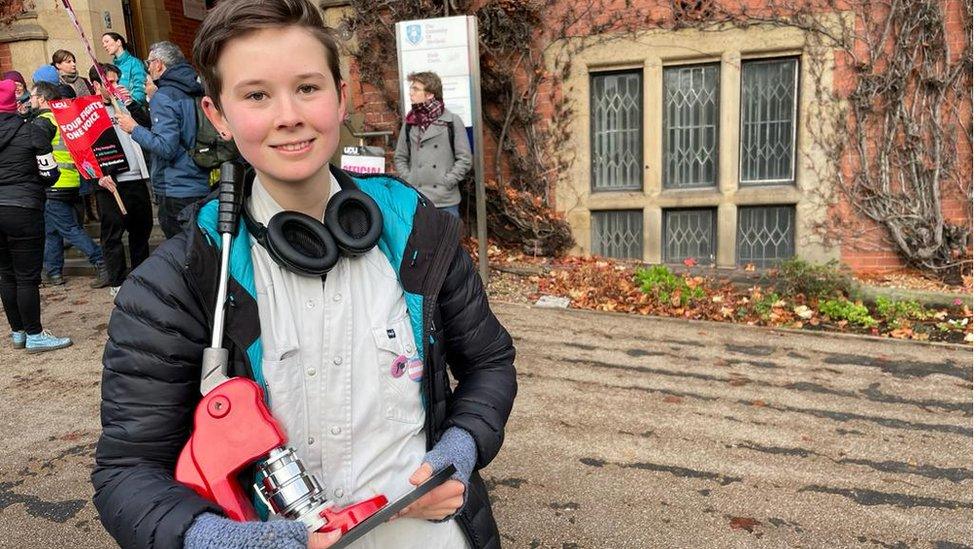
[30,82,109,289]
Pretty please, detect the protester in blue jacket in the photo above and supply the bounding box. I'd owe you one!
[117,41,210,238]
[101,32,147,104]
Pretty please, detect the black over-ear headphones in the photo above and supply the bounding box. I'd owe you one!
[241,165,383,277]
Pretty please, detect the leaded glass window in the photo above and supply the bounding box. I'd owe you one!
[591,71,643,191]
[663,64,719,189]
[591,210,643,259]
[737,205,795,268]
[740,58,798,184]
[663,208,716,264]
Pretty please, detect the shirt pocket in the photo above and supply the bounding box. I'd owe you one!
[261,351,310,444]
[371,315,424,425]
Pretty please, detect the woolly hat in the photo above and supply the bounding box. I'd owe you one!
[0,80,17,113]
[32,64,60,85]
[1,70,26,88]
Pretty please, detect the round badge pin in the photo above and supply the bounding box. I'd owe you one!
[406,357,423,382]
[390,355,408,378]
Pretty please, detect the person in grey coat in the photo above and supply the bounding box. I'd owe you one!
[394,71,471,217]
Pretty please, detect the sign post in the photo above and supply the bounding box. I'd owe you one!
[395,16,488,283]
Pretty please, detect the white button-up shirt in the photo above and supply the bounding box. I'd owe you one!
[249,174,468,548]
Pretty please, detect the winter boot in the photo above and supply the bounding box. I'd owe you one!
[90,263,112,289]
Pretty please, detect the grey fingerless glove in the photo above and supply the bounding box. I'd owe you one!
[183,513,308,549]
[421,426,478,521]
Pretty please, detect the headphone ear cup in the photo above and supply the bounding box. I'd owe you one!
[325,190,383,257]
[265,211,339,276]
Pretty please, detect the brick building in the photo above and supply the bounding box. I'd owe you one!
[2,0,970,274]
[330,1,971,275]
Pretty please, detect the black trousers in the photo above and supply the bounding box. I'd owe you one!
[158,195,203,239]
[0,205,45,334]
[95,179,154,287]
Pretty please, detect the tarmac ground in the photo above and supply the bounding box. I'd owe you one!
[0,278,971,548]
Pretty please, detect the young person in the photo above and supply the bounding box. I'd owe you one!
[88,63,154,295]
[393,71,472,217]
[101,32,147,104]
[0,79,72,353]
[30,82,109,288]
[53,49,94,98]
[91,1,516,548]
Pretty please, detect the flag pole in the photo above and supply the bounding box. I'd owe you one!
[59,0,128,215]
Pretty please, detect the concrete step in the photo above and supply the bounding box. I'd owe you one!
[61,221,167,276]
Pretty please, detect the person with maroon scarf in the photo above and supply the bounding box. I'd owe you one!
[394,71,471,217]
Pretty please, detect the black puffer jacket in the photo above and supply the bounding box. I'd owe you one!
[0,111,57,210]
[92,168,517,549]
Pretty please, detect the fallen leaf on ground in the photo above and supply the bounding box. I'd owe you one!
[730,517,761,532]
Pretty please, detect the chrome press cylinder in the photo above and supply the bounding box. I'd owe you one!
[254,446,333,532]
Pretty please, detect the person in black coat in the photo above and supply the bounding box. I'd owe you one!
[91,1,517,548]
[0,79,73,353]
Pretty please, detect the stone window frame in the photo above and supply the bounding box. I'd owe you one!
[560,26,837,268]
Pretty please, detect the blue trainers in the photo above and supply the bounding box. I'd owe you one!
[11,330,25,349]
[25,330,72,354]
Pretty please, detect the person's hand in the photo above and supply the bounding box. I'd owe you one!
[393,462,465,521]
[113,84,131,103]
[307,530,342,548]
[97,175,116,193]
[117,112,137,133]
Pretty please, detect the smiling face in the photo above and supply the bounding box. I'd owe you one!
[202,26,346,194]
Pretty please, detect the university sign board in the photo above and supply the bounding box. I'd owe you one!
[395,16,476,128]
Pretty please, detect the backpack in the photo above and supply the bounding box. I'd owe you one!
[187,96,239,170]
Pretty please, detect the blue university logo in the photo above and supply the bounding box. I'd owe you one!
[406,24,422,46]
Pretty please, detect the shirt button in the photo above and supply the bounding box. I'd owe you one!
[334,488,344,498]
[333,356,342,365]
[308,437,315,445]
[331,426,341,435]
[307,368,316,377]
[306,300,315,309]
[333,293,341,302]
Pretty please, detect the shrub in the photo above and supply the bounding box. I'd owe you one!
[875,297,928,322]
[768,258,853,300]
[635,265,706,307]
[819,298,878,328]
[752,292,782,320]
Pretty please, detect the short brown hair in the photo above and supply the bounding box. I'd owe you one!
[408,71,443,102]
[193,0,342,109]
[52,50,75,66]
